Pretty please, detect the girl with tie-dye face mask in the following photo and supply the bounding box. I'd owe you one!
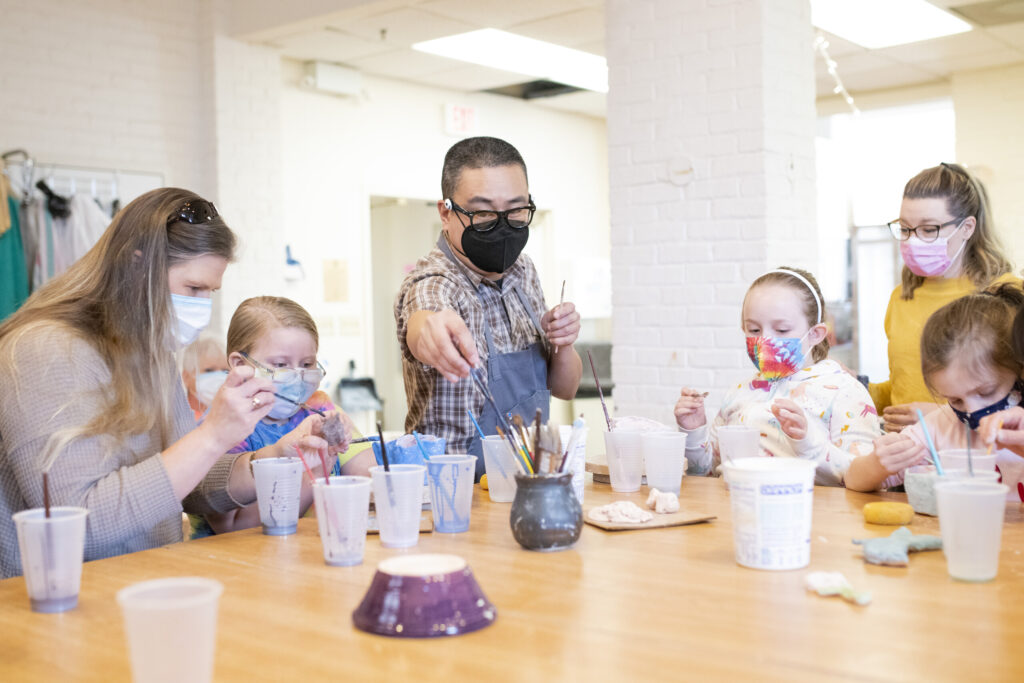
[674,267,880,486]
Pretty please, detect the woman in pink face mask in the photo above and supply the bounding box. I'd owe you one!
[868,163,1017,433]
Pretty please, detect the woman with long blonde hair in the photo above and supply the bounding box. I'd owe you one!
[0,188,285,578]
[868,163,1018,432]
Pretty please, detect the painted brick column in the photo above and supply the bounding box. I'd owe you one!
[605,0,818,422]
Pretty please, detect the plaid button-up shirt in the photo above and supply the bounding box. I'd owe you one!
[394,238,550,454]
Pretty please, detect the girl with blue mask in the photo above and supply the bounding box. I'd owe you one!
[182,337,230,421]
[674,268,881,486]
[193,296,377,536]
[848,284,1024,501]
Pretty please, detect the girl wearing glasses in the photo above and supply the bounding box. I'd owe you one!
[0,188,283,578]
[869,163,1016,433]
[195,296,375,535]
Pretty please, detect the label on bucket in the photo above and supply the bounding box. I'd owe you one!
[730,479,813,570]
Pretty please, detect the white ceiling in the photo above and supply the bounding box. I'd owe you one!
[251,0,1024,119]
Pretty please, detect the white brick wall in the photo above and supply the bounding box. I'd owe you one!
[952,64,1024,271]
[0,0,213,194]
[606,0,817,424]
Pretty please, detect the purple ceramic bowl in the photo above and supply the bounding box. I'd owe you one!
[352,554,496,638]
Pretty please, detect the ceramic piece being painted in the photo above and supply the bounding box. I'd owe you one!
[509,472,583,551]
[352,554,496,638]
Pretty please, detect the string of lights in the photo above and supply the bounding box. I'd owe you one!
[814,33,859,114]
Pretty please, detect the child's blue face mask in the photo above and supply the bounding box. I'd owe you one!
[268,375,317,420]
[950,381,1023,430]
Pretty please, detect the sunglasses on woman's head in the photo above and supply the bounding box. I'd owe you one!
[168,200,218,225]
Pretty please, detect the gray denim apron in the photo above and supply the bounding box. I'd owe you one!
[438,236,551,478]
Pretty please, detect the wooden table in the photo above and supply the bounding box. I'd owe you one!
[2,477,1022,681]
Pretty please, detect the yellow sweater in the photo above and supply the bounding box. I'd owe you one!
[868,273,1019,410]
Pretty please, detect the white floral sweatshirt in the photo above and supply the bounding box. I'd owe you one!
[683,359,881,486]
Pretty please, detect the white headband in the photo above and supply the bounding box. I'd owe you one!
[767,269,822,324]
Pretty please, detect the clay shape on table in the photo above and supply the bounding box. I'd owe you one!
[645,488,680,514]
[852,526,942,566]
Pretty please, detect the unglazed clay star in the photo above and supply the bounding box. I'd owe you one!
[852,526,942,567]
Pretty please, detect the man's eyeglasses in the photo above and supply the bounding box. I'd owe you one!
[446,197,536,232]
[169,200,218,226]
[240,351,326,385]
[887,217,964,243]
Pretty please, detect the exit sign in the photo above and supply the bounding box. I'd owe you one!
[444,103,479,136]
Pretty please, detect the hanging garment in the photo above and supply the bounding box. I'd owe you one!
[0,197,30,320]
[30,193,110,289]
[0,164,11,237]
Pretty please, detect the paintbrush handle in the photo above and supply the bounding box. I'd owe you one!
[587,350,612,430]
[272,392,328,417]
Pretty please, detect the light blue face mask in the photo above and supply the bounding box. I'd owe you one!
[195,370,227,406]
[268,375,318,420]
[171,294,212,349]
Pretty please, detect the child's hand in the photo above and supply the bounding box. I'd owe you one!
[674,388,707,430]
[276,414,328,458]
[979,407,1024,458]
[771,399,807,440]
[873,432,926,473]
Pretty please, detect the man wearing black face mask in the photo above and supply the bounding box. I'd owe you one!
[395,137,582,477]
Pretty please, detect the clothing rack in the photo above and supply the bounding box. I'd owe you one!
[1,149,164,213]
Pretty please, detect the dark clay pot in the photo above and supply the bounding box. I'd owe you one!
[509,473,583,552]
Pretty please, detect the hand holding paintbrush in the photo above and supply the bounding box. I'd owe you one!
[674,387,709,431]
[542,281,580,355]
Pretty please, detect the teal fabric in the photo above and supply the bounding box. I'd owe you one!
[0,197,30,321]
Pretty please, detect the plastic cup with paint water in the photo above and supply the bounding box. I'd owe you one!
[117,577,223,683]
[312,476,371,566]
[604,430,644,493]
[12,506,88,613]
[717,425,760,463]
[370,464,426,548]
[935,480,1009,582]
[721,458,817,570]
[251,457,304,535]
[426,455,477,533]
[641,432,687,496]
[944,469,1000,482]
[938,449,997,474]
[559,424,588,504]
[481,436,518,503]
[904,465,938,516]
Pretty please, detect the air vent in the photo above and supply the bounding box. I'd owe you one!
[484,80,583,100]
[950,0,1024,26]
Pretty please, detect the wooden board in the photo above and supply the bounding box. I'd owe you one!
[584,506,716,531]
[366,511,433,534]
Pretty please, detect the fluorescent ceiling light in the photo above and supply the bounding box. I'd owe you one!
[811,0,972,49]
[412,28,608,93]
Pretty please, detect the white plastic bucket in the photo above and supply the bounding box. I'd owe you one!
[722,458,817,570]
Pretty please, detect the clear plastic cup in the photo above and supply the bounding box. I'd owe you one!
[370,464,426,548]
[559,424,588,504]
[250,457,304,535]
[117,577,223,683]
[312,476,371,566]
[717,425,760,463]
[722,458,817,570]
[482,436,518,503]
[12,506,89,613]
[938,449,997,474]
[641,432,687,495]
[604,430,644,492]
[935,480,1010,582]
[945,469,1000,482]
[426,455,477,533]
[904,465,938,516]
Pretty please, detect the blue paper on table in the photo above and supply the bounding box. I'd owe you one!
[371,434,446,482]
